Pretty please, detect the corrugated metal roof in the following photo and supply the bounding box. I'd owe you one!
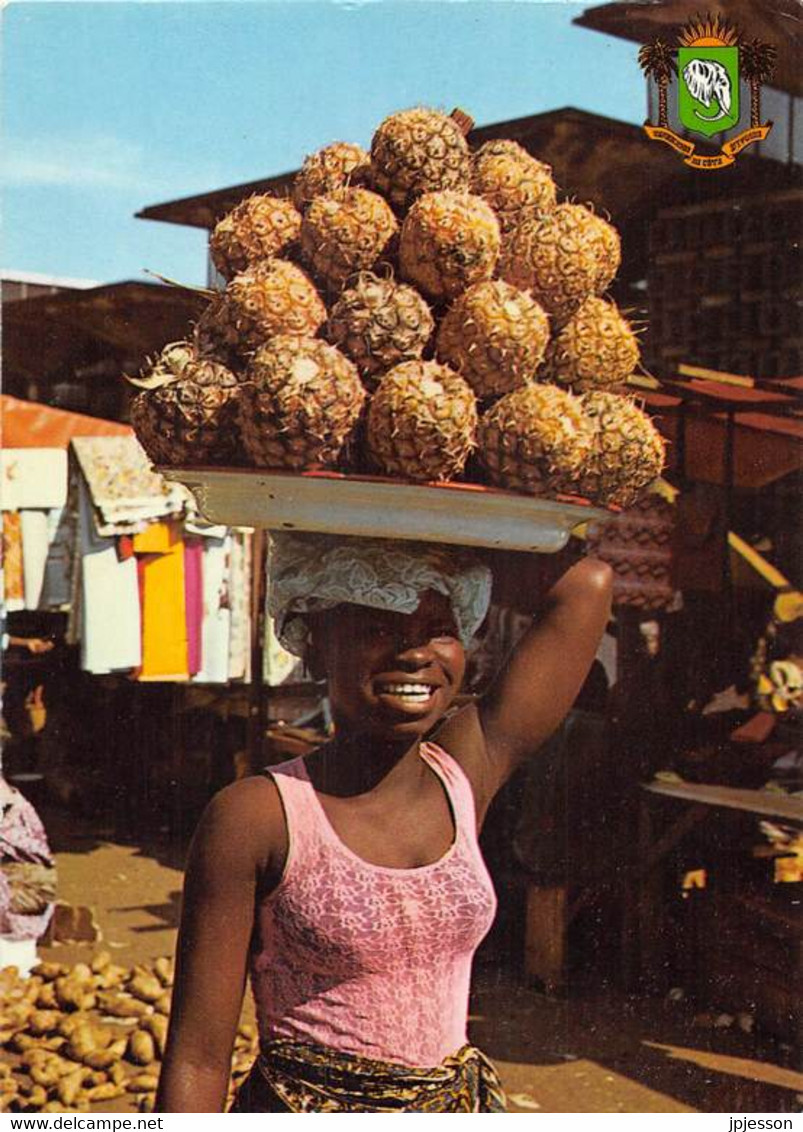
[1,270,99,290]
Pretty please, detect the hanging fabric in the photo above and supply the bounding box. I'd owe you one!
[184,538,204,678]
[1,449,68,511]
[227,532,250,683]
[39,506,76,611]
[133,522,189,682]
[242,533,253,685]
[2,513,25,613]
[20,512,50,611]
[71,436,187,535]
[192,535,232,684]
[77,479,141,674]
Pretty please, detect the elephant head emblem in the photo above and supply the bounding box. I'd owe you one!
[682,57,732,121]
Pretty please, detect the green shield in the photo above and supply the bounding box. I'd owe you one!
[678,46,740,137]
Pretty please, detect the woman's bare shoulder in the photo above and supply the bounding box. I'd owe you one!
[191,773,288,878]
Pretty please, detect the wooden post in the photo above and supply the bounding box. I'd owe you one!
[524,884,568,994]
[247,530,267,770]
[722,410,736,640]
[449,108,475,135]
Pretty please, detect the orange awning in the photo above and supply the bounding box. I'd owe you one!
[1,395,132,449]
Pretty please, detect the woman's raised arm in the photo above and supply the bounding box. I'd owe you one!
[438,548,613,811]
[156,777,283,1112]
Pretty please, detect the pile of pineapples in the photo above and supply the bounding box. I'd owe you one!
[130,107,665,508]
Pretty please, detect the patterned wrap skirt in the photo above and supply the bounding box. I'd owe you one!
[230,1038,507,1113]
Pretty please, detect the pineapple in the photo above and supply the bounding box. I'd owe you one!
[541,297,639,391]
[366,360,478,481]
[595,219,622,292]
[327,271,435,385]
[300,188,398,292]
[478,383,594,495]
[499,203,621,323]
[470,140,557,233]
[370,107,471,212]
[399,191,500,304]
[577,391,665,507]
[209,195,302,281]
[239,336,366,470]
[292,142,371,211]
[436,280,550,399]
[195,259,326,359]
[128,342,241,467]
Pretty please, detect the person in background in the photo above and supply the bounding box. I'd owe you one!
[3,636,54,656]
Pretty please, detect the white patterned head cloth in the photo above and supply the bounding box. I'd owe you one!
[268,532,492,658]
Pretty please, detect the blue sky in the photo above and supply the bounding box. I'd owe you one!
[3,1,646,286]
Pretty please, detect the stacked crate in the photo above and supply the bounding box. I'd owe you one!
[585,491,675,611]
[647,189,802,379]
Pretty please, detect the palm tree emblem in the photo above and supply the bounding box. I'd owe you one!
[638,39,678,128]
[740,38,777,127]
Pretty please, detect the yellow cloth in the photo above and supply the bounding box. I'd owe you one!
[2,512,25,610]
[132,522,177,556]
[134,522,188,681]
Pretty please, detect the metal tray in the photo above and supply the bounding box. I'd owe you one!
[160,467,611,552]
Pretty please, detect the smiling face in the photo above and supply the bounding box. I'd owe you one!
[309,590,466,739]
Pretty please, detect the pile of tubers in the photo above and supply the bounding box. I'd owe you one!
[0,954,257,1112]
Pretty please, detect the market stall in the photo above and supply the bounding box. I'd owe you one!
[1,398,318,844]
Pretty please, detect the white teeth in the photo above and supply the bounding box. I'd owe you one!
[379,683,434,697]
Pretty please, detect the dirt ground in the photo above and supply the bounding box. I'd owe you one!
[32,809,803,1115]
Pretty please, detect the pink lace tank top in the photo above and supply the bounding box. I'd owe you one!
[249,742,497,1068]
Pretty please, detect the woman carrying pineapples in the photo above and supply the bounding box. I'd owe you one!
[156,534,612,1112]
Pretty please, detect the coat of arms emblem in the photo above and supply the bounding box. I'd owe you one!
[639,14,776,169]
